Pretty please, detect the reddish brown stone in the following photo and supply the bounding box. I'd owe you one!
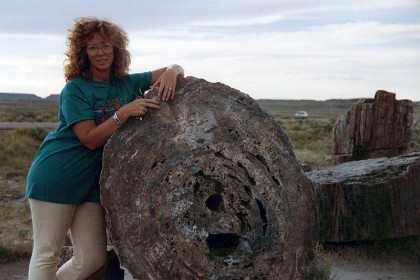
[100,77,314,279]
[307,152,420,243]
[332,90,413,164]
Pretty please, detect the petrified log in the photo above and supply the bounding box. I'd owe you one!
[307,152,420,243]
[332,90,413,165]
[100,77,314,279]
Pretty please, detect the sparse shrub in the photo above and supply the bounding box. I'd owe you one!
[0,127,50,193]
[0,100,58,122]
[15,126,49,142]
[17,203,32,224]
[0,127,52,263]
[407,121,420,153]
[0,203,13,221]
[0,128,49,175]
[0,238,32,263]
[308,243,333,280]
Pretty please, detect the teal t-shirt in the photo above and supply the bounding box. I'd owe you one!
[26,72,152,204]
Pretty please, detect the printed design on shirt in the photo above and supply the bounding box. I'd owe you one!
[93,97,129,124]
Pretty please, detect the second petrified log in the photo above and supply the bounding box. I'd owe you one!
[100,77,314,279]
[332,90,413,164]
[307,152,420,243]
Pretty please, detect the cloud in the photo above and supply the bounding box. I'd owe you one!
[127,18,420,100]
[185,0,419,28]
[0,0,419,100]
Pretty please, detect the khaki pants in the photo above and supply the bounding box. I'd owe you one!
[28,199,107,280]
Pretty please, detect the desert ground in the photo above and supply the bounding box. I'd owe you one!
[1,249,419,280]
[1,99,419,279]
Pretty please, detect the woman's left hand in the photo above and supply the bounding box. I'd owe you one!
[150,68,179,101]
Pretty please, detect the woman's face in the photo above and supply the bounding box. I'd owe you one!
[86,32,114,81]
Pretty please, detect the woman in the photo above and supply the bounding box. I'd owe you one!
[25,17,184,279]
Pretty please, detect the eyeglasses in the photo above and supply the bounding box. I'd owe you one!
[86,43,113,56]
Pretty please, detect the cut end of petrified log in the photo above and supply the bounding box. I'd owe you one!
[100,76,314,279]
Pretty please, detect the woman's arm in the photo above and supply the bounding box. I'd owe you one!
[72,64,184,150]
[72,98,160,150]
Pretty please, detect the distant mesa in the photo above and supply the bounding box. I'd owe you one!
[45,94,60,101]
[0,92,59,101]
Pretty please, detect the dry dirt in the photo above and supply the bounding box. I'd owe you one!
[0,259,136,280]
[0,260,28,280]
[1,247,419,280]
[329,247,420,280]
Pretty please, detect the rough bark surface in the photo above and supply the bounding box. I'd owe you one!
[100,77,314,280]
[332,90,413,165]
[307,152,420,243]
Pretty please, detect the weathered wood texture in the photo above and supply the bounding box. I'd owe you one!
[100,77,314,279]
[332,90,413,165]
[307,152,420,243]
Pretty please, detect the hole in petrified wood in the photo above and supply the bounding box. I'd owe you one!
[205,194,223,212]
[206,233,241,256]
[256,199,268,236]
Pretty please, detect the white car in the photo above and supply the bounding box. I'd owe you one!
[294,111,309,119]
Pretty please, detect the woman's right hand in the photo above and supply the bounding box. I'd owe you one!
[117,98,161,122]
[72,98,160,151]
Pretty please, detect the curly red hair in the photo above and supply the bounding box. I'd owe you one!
[64,17,131,81]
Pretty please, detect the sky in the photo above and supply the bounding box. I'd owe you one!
[0,0,419,101]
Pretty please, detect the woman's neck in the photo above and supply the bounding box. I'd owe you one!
[91,69,111,82]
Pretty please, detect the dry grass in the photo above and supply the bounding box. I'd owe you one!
[0,127,50,263]
[279,119,336,169]
[258,99,420,169]
[0,100,58,122]
[308,243,335,280]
